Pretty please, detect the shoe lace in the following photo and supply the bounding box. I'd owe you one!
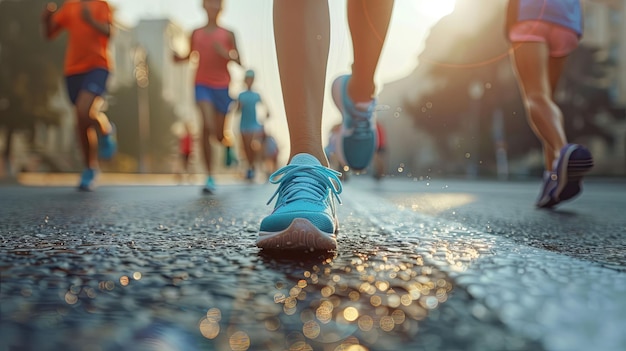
[348,100,376,138]
[266,164,343,206]
[353,116,372,138]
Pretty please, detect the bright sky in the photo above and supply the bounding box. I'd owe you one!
[107,0,456,154]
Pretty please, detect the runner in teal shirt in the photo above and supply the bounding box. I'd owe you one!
[234,70,269,180]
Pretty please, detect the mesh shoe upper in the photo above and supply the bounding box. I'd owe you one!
[98,124,117,160]
[78,168,96,191]
[260,154,342,235]
[536,144,593,208]
[203,176,216,194]
[332,75,377,171]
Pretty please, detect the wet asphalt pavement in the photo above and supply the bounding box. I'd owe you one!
[1,176,625,351]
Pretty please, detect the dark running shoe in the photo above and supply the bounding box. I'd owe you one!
[536,144,593,208]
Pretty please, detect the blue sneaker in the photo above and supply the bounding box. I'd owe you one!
[246,168,255,181]
[225,146,238,167]
[257,153,342,251]
[331,75,377,171]
[99,123,117,160]
[202,176,216,194]
[536,144,593,208]
[78,168,96,191]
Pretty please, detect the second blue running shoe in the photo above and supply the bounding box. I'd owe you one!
[536,143,593,208]
[78,168,96,192]
[99,123,117,160]
[202,176,216,194]
[257,153,342,251]
[245,168,255,181]
[331,75,377,171]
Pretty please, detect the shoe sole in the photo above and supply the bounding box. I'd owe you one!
[257,218,337,251]
[554,145,593,203]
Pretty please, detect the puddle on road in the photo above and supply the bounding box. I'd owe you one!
[202,250,455,351]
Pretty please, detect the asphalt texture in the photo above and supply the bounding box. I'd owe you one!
[1,176,625,351]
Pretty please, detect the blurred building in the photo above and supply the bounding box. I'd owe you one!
[132,19,195,120]
[108,24,136,90]
[108,19,194,121]
[108,19,196,173]
[583,0,626,106]
[580,0,626,173]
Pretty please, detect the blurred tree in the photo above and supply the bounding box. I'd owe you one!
[405,6,533,173]
[0,0,65,170]
[559,45,624,145]
[406,2,622,176]
[0,1,176,173]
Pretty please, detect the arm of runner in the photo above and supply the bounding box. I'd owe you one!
[212,30,241,65]
[174,32,194,62]
[81,2,111,37]
[259,97,270,119]
[213,41,229,59]
[228,30,242,66]
[41,3,62,39]
[227,96,241,116]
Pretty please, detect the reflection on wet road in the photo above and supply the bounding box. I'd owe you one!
[207,248,458,351]
[1,179,625,350]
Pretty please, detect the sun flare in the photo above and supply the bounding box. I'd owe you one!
[415,0,457,20]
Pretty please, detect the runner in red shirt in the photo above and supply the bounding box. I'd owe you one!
[174,0,242,194]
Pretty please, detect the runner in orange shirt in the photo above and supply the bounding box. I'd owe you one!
[42,0,117,191]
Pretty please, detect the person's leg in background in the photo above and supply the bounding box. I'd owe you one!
[511,41,567,172]
[240,131,258,180]
[510,24,593,208]
[197,100,218,193]
[71,69,116,191]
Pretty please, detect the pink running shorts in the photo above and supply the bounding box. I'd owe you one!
[509,20,579,57]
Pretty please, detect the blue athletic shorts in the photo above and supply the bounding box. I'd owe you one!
[65,68,109,104]
[195,85,233,115]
